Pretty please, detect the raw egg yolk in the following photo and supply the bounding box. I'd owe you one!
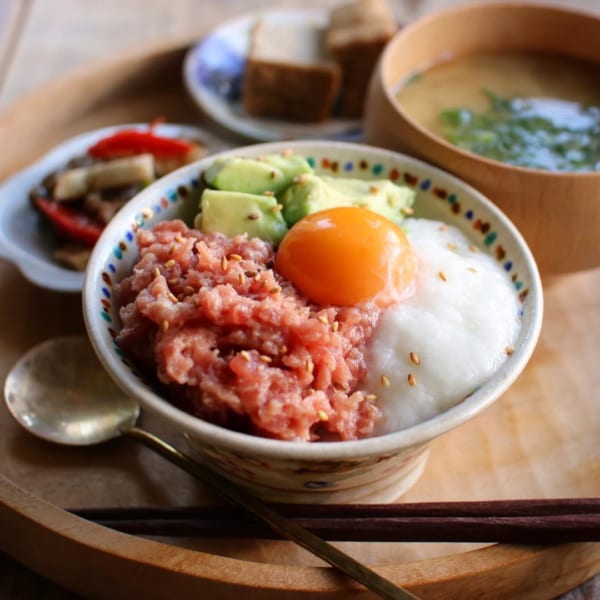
[275,206,416,307]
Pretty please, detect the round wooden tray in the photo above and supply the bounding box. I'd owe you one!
[0,40,599,599]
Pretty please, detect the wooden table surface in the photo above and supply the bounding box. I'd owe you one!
[0,1,599,598]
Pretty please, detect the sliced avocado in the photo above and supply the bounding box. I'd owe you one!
[280,175,416,226]
[203,153,313,195]
[197,189,288,245]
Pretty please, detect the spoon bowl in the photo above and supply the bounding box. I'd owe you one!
[4,336,139,445]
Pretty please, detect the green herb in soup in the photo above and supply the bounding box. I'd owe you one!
[439,91,600,172]
[395,50,600,172]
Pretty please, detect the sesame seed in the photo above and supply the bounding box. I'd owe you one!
[317,410,329,422]
[263,190,275,197]
[167,292,178,303]
[469,245,479,253]
[306,360,314,374]
[175,235,185,244]
[331,321,339,332]
[247,213,260,221]
[221,256,228,270]
[317,315,328,324]
[408,373,417,386]
[293,174,307,184]
[269,286,281,294]
[506,347,515,356]
[447,242,458,250]
[439,224,448,232]
[240,350,251,361]
[260,355,272,363]
[365,393,377,402]
[165,259,176,268]
[254,273,261,282]
[238,273,246,285]
[230,253,242,261]
[153,266,161,279]
[369,185,379,194]
[402,206,414,215]
[380,374,390,387]
[467,266,478,273]
[271,204,283,213]
[438,271,447,282]
[409,351,421,365]
[161,320,170,332]
[280,345,288,354]
[282,149,293,157]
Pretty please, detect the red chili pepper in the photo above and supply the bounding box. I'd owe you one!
[88,129,196,160]
[33,196,104,247]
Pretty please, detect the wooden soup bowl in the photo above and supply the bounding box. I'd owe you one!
[365,2,600,276]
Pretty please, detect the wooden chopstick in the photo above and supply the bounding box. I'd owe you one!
[69,498,600,543]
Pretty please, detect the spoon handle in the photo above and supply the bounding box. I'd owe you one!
[122,426,418,600]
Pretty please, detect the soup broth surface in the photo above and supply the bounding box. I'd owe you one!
[396,51,600,172]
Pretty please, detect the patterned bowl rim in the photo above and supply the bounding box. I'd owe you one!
[83,140,543,461]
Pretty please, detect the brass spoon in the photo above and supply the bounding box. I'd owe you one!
[4,336,418,600]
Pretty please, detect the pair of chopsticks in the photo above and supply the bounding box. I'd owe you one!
[70,498,600,544]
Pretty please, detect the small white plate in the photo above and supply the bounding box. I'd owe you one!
[0,123,227,293]
[183,8,363,142]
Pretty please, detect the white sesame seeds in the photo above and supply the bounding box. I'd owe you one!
[407,373,417,386]
[438,271,447,282]
[260,355,272,363]
[165,259,176,268]
[380,374,390,387]
[306,359,314,374]
[221,256,228,271]
[317,315,328,324]
[161,320,170,332]
[331,321,339,332]
[240,350,251,361]
[167,292,178,304]
[317,410,329,422]
[153,266,161,279]
[230,253,242,261]
[402,206,415,215]
[409,351,421,365]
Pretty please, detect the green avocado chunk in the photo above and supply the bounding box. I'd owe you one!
[280,175,416,226]
[197,189,288,245]
[203,153,313,195]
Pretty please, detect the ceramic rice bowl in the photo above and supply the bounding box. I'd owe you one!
[83,141,543,504]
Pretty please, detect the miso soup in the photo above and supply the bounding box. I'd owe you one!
[395,51,600,172]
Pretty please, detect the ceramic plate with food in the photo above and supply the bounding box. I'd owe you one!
[0,123,227,292]
[183,8,364,142]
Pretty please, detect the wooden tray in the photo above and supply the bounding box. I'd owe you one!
[0,39,599,599]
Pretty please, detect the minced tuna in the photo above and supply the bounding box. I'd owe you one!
[116,220,383,441]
